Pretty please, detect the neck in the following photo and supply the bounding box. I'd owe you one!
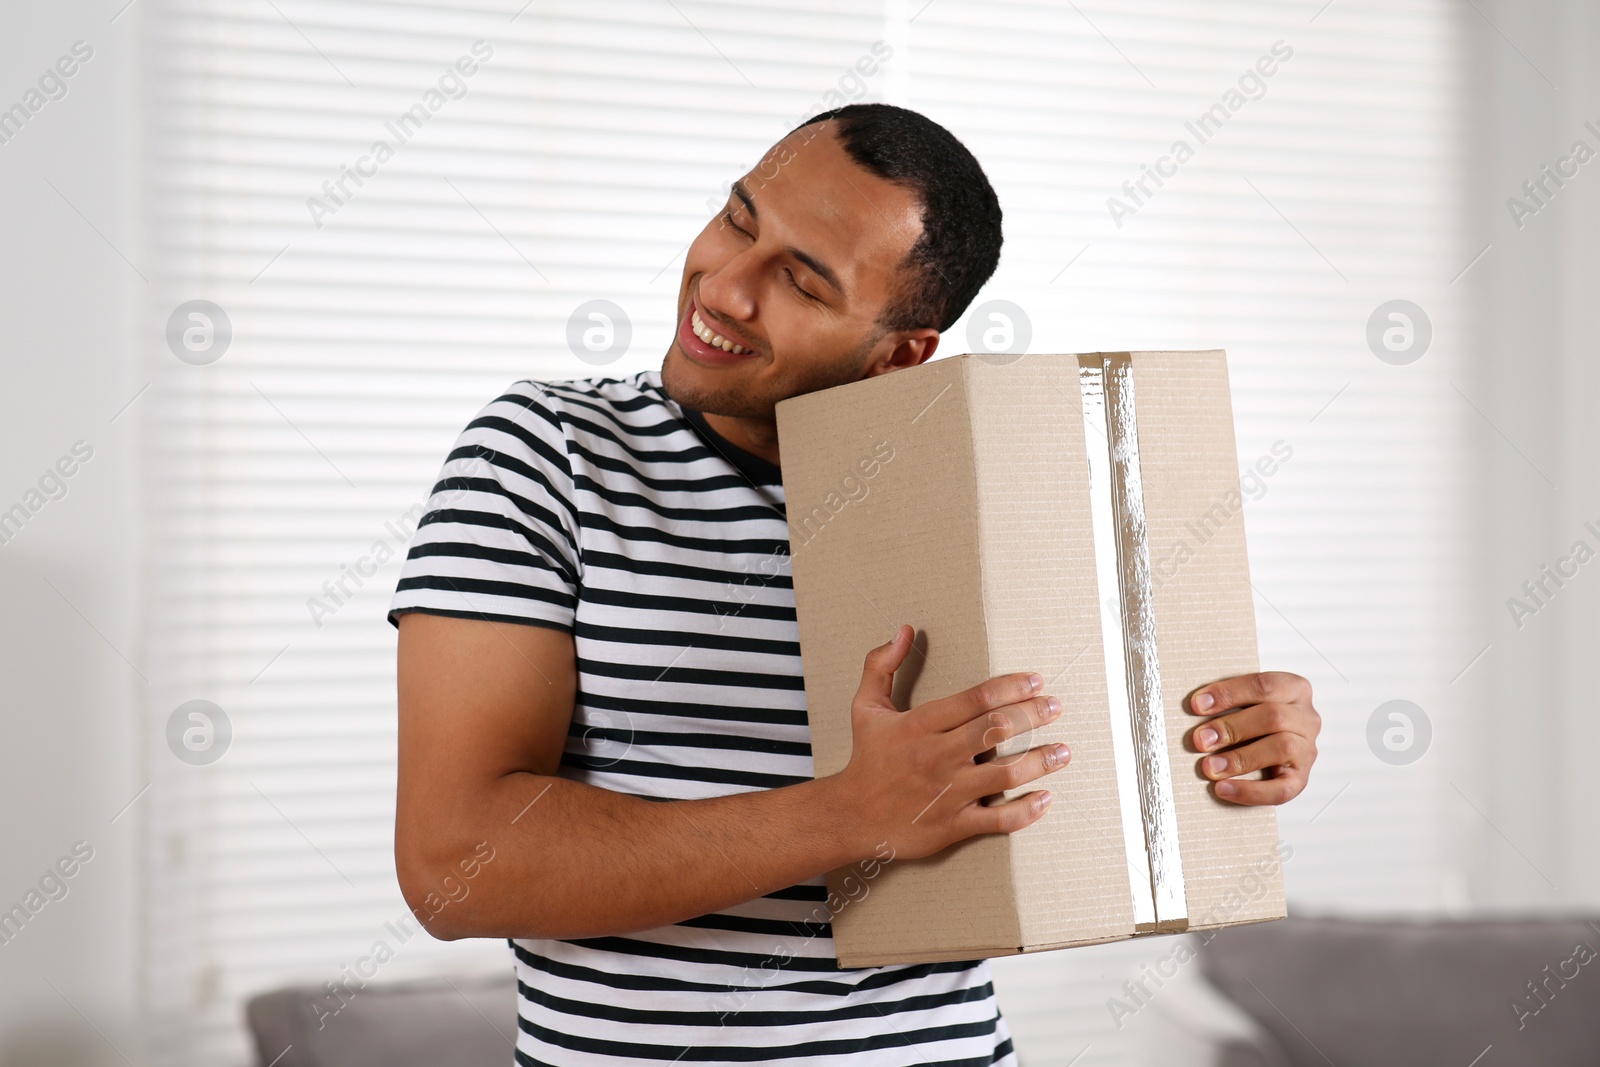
[703,411,781,466]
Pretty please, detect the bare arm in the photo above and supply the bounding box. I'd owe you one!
[394,613,1068,941]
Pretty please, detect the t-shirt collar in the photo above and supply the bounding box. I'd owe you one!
[680,406,783,487]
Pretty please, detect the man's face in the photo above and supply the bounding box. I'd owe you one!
[660,122,937,420]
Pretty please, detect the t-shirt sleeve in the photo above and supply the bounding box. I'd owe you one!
[387,380,581,633]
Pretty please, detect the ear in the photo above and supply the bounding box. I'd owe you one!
[866,328,940,377]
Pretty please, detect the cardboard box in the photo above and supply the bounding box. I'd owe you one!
[775,350,1286,967]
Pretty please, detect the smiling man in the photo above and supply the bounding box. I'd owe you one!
[388,103,1320,1066]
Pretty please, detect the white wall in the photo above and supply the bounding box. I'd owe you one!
[0,2,146,1064]
[1467,0,1600,909]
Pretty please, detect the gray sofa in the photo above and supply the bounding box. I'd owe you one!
[1136,914,1600,1066]
[246,917,1600,1066]
[246,970,516,1067]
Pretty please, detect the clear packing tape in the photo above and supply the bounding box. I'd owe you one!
[1079,353,1190,934]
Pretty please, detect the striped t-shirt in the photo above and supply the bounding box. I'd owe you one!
[387,370,1016,1066]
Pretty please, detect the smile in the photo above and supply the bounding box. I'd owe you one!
[691,307,752,355]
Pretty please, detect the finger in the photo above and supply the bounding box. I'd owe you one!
[920,670,1044,733]
[855,625,911,709]
[1212,766,1308,806]
[969,739,1071,796]
[959,694,1062,761]
[1198,732,1314,782]
[1190,701,1308,752]
[1188,671,1311,716]
[958,788,1055,835]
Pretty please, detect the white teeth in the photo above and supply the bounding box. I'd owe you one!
[691,308,748,355]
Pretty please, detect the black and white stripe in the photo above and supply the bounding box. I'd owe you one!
[389,371,1016,1066]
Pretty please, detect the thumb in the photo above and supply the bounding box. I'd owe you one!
[856,624,910,707]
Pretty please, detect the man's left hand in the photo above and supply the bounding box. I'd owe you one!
[1185,671,1319,805]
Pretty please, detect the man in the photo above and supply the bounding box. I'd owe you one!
[388,103,1320,1065]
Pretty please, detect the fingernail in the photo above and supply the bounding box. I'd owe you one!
[1039,791,1053,808]
[1028,673,1043,691]
[1046,696,1062,716]
[1194,692,1215,712]
[1215,780,1238,798]
[1204,755,1228,776]
[1197,726,1219,749]
[1052,744,1070,766]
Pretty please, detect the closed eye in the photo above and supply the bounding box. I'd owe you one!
[721,210,820,303]
[783,268,819,302]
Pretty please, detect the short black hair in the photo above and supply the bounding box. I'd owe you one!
[784,103,1003,336]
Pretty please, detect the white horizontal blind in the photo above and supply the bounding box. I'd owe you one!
[142,1,1466,1064]
[143,2,908,1064]
[899,3,1469,1061]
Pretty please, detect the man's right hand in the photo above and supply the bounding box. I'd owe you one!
[833,624,1070,861]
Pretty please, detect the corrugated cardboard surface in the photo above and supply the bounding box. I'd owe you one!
[963,358,1135,952]
[778,359,1024,964]
[1129,352,1285,927]
[777,351,1284,967]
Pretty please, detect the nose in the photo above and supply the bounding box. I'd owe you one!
[696,248,760,327]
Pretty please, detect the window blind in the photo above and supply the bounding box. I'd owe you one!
[890,6,1469,1057]
[142,1,1466,1063]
